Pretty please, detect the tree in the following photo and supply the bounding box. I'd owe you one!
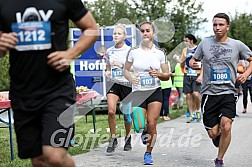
[130,0,172,23]
[84,0,138,26]
[0,54,10,91]
[84,0,207,52]
[164,0,206,50]
[229,12,252,49]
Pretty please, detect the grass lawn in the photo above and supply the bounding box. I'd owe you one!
[0,107,186,167]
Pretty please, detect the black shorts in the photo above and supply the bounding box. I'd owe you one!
[132,88,162,110]
[13,97,75,159]
[107,82,132,103]
[183,74,201,94]
[201,94,238,131]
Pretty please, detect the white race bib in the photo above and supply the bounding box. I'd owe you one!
[139,72,158,89]
[12,21,52,51]
[111,68,123,79]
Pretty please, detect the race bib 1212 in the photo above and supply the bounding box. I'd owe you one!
[12,21,51,51]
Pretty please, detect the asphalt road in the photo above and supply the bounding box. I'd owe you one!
[73,95,252,167]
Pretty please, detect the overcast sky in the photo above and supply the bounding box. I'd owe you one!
[86,0,252,38]
[196,0,252,38]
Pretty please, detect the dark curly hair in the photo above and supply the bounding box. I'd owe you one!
[184,34,197,44]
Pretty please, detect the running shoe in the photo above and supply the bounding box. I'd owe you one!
[242,108,247,113]
[195,111,202,122]
[214,158,224,167]
[186,109,190,117]
[106,138,118,153]
[212,133,221,147]
[141,130,147,145]
[186,115,197,123]
[143,152,153,165]
[124,135,132,151]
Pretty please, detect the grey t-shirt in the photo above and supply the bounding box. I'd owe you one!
[194,37,252,95]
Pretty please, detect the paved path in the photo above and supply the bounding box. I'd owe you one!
[73,95,252,167]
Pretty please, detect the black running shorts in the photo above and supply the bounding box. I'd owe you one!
[13,97,75,159]
[201,94,238,131]
[132,88,162,109]
[183,73,201,94]
[107,82,132,103]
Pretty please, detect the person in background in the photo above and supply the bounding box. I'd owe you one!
[105,24,133,153]
[173,34,202,123]
[171,62,184,110]
[189,13,252,167]
[124,21,169,165]
[239,60,252,113]
[160,48,172,121]
[0,1,98,166]
[235,60,245,97]
[233,60,247,117]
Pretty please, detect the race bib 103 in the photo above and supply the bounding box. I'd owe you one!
[140,76,155,88]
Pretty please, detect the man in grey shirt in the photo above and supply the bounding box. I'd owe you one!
[190,13,252,167]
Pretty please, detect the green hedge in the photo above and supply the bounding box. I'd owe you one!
[0,53,10,91]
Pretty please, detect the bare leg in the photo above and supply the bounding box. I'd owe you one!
[218,116,232,160]
[208,124,220,139]
[32,146,75,167]
[107,94,119,138]
[32,155,49,167]
[124,122,132,137]
[207,116,232,160]
[145,102,162,153]
[193,91,201,111]
[186,93,194,115]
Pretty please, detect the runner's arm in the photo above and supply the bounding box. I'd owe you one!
[152,63,170,81]
[67,11,99,60]
[189,57,201,70]
[0,31,18,58]
[105,59,112,78]
[123,60,133,82]
[173,48,186,63]
[47,11,99,72]
[243,57,252,79]
[237,57,252,83]
[196,64,203,84]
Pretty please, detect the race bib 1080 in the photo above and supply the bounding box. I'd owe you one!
[11,21,52,51]
[210,68,231,84]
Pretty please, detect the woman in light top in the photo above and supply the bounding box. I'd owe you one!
[105,24,132,154]
[239,60,252,113]
[124,21,170,165]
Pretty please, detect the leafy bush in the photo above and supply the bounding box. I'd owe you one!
[0,53,10,91]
